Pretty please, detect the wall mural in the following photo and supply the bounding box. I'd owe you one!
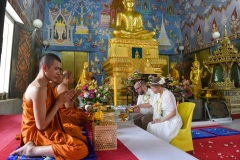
[42,0,183,83]
[180,0,240,54]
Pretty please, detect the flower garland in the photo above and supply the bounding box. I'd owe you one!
[154,91,164,119]
[143,92,150,103]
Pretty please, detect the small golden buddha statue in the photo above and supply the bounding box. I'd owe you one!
[190,54,207,99]
[144,59,154,74]
[135,50,140,58]
[112,0,155,39]
[75,62,91,89]
[169,62,180,86]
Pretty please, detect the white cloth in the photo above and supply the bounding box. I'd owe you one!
[137,88,154,114]
[147,88,182,142]
[116,121,198,160]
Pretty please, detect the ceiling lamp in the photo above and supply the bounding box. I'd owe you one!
[33,19,43,29]
[212,31,220,39]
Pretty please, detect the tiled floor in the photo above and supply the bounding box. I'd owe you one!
[220,118,240,130]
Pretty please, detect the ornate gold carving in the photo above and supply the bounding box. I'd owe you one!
[204,25,239,90]
[103,37,166,104]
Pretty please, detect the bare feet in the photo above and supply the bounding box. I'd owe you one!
[11,141,35,156]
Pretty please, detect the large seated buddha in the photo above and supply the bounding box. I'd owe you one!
[112,0,155,40]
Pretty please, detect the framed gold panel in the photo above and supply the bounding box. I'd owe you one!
[61,51,88,88]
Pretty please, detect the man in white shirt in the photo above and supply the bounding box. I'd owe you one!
[131,80,154,130]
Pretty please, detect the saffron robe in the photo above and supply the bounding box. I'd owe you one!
[51,86,88,140]
[53,87,89,125]
[59,104,89,125]
[21,83,88,160]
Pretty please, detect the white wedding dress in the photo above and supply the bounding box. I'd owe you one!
[147,89,182,142]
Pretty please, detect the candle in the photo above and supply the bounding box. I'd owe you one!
[114,76,118,106]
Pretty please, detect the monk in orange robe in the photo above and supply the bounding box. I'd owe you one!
[49,72,88,141]
[57,70,89,125]
[11,53,88,160]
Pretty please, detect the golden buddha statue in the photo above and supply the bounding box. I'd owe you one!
[190,54,207,99]
[144,59,154,74]
[112,0,155,39]
[169,63,179,86]
[75,62,91,89]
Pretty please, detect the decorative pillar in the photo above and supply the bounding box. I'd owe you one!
[114,75,118,106]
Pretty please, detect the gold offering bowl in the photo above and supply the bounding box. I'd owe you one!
[127,108,134,113]
[119,112,128,122]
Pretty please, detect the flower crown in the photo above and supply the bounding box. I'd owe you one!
[150,77,165,85]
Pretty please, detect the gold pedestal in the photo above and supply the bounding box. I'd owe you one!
[103,38,167,105]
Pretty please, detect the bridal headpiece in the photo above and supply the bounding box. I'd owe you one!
[150,77,165,85]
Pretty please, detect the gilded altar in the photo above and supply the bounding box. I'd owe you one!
[214,89,240,116]
[203,25,240,116]
[103,0,168,105]
[102,38,167,105]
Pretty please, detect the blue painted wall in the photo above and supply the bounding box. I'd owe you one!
[180,0,240,54]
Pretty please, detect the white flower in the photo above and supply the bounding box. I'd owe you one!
[84,92,89,98]
[158,78,165,85]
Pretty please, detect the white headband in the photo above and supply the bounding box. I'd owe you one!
[150,78,165,85]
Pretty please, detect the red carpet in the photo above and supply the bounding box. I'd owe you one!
[3,115,240,160]
[0,114,22,160]
[1,115,138,160]
[192,134,240,159]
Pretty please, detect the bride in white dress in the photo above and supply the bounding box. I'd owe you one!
[147,77,182,142]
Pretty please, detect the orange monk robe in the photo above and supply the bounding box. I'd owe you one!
[53,88,89,125]
[51,86,89,140]
[59,104,89,125]
[21,83,88,160]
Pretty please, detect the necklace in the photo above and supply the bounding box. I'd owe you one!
[155,90,164,118]
[143,92,150,103]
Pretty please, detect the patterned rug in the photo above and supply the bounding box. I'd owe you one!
[191,129,217,139]
[200,127,240,136]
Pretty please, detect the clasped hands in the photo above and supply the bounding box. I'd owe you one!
[57,89,77,105]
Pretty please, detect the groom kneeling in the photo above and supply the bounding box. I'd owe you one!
[131,81,154,130]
